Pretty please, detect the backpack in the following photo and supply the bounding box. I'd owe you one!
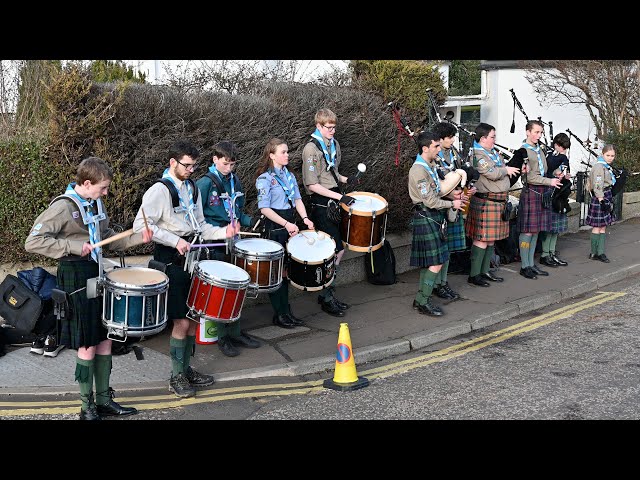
[156,178,199,208]
[364,239,397,285]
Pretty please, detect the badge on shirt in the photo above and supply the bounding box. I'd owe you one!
[478,158,488,169]
[418,180,428,197]
[595,175,603,189]
[30,223,43,236]
[209,194,221,206]
[309,165,315,172]
[72,211,80,219]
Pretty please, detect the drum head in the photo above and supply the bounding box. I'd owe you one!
[105,267,168,289]
[343,191,387,215]
[233,238,284,257]
[287,230,336,263]
[196,260,250,287]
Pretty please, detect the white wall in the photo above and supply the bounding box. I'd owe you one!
[482,68,597,173]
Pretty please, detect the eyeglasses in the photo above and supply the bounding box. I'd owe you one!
[322,125,336,131]
[176,159,199,171]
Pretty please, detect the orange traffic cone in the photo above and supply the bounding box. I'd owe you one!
[323,322,369,391]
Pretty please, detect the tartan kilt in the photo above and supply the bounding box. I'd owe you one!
[549,210,568,234]
[517,184,552,233]
[410,210,449,267]
[465,193,509,242]
[585,188,615,227]
[56,260,106,349]
[154,246,192,321]
[446,214,466,252]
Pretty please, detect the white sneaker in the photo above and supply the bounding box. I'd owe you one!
[43,335,65,357]
[30,336,46,355]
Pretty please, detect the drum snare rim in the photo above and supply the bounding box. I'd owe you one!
[340,191,388,216]
[195,261,251,289]
[103,267,169,292]
[232,239,284,260]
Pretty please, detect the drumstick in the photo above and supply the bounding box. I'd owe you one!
[141,207,150,231]
[92,228,134,249]
[189,242,227,248]
[238,231,261,236]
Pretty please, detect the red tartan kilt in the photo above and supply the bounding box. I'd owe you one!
[465,193,509,242]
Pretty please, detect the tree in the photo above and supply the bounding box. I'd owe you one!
[448,60,481,96]
[89,60,146,84]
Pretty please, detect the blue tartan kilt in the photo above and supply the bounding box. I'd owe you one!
[517,184,552,233]
[447,213,466,252]
[585,188,616,227]
[410,210,449,267]
[549,210,568,233]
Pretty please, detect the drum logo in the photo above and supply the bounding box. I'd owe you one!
[326,260,335,280]
[315,267,323,285]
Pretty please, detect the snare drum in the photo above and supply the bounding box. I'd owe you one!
[287,230,336,291]
[232,238,284,293]
[186,260,251,323]
[340,191,388,252]
[102,267,169,340]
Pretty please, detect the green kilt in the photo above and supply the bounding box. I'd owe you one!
[549,210,568,234]
[446,213,466,252]
[56,260,106,349]
[465,193,509,242]
[410,210,449,267]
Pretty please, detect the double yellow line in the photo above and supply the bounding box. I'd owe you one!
[0,291,624,417]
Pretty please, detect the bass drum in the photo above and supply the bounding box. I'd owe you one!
[287,230,336,291]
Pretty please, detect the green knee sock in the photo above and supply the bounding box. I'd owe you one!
[169,337,187,377]
[469,245,485,277]
[94,354,113,406]
[598,233,606,255]
[549,233,558,254]
[183,335,195,373]
[75,357,95,411]
[481,246,495,275]
[591,232,599,255]
[519,234,533,268]
[433,267,443,287]
[416,269,438,305]
[528,233,539,266]
[440,260,449,285]
[541,232,551,257]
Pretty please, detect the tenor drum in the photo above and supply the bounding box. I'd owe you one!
[287,230,336,292]
[102,267,169,340]
[186,260,251,323]
[340,191,388,252]
[232,238,284,293]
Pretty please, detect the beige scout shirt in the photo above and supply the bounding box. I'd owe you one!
[473,148,511,194]
[301,137,342,195]
[522,145,554,187]
[25,198,144,259]
[133,173,227,247]
[588,162,613,199]
[408,161,454,210]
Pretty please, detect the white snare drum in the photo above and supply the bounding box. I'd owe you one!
[187,260,252,323]
[232,238,284,293]
[340,191,388,252]
[102,267,169,341]
[287,230,336,291]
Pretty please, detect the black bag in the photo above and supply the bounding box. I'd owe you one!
[501,201,513,221]
[0,274,44,334]
[364,239,397,285]
[326,199,342,224]
[541,189,553,209]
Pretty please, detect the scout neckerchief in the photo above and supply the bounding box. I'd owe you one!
[473,140,503,167]
[437,149,455,171]
[596,156,616,185]
[414,154,441,194]
[311,128,336,170]
[208,164,237,222]
[65,182,104,262]
[522,142,544,175]
[162,168,199,231]
[270,166,297,208]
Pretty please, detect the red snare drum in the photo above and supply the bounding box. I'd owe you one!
[187,260,251,323]
[340,191,388,252]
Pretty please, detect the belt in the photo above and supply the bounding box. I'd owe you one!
[474,192,506,203]
[411,204,439,213]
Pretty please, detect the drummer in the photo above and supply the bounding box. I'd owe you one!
[25,156,153,420]
[255,138,315,328]
[195,141,261,358]
[133,140,237,399]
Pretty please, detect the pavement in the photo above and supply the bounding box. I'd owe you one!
[1,216,639,397]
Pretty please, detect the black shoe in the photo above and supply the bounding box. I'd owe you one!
[530,264,549,276]
[434,285,455,300]
[30,336,46,355]
[416,298,444,316]
[185,366,215,387]
[79,404,100,421]
[539,255,559,267]
[328,287,350,310]
[43,334,65,357]
[589,253,599,260]
[230,332,261,349]
[96,400,138,417]
[442,282,461,300]
[320,298,345,317]
[481,271,504,282]
[412,300,420,309]
[597,253,610,263]
[467,275,490,287]
[285,305,304,326]
[272,313,295,329]
[519,267,537,279]
[217,335,240,357]
[550,253,568,266]
[169,372,196,398]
